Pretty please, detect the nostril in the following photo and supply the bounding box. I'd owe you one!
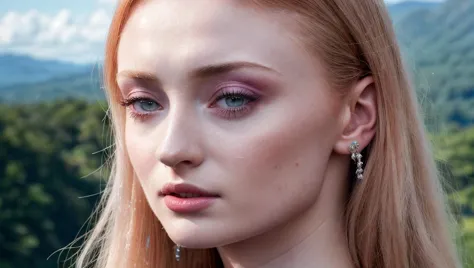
[158,143,204,168]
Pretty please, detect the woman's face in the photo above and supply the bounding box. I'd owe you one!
[117,0,345,248]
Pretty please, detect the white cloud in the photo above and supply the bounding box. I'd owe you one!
[0,9,112,63]
[0,0,445,63]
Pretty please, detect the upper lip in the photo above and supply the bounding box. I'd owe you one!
[159,183,219,197]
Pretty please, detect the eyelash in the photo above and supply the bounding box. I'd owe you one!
[119,96,161,121]
[119,87,260,121]
[211,88,260,119]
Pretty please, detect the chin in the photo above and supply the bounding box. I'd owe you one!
[168,229,226,249]
[164,219,244,249]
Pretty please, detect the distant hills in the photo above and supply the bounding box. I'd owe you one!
[393,0,474,129]
[0,0,472,129]
[388,1,441,22]
[0,70,105,103]
[0,54,93,88]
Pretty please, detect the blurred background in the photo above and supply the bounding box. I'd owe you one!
[0,0,473,267]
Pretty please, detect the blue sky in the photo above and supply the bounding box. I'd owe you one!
[0,0,115,17]
[0,0,444,16]
[0,0,445,63]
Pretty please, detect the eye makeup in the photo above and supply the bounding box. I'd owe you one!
[208,82,261,119]
[117,67,279,122]
[120,95,162,121]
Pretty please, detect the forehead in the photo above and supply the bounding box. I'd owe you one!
[116,0,313,78]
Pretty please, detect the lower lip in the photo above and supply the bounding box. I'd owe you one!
[163,195,217,213]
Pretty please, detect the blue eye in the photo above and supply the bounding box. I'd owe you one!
[134,99,160,112]
[214,88,257,109]
[217,95,249,108]
[119,97,162,121]
[211,87,260,119]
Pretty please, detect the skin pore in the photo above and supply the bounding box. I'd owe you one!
[116,0,376,267]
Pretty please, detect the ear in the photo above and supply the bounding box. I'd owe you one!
[334,76,377,155]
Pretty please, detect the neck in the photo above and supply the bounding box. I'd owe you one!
[217,154,355,268]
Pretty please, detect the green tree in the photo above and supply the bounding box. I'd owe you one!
[0,99,110,268]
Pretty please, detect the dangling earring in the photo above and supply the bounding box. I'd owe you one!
[174,244,181,262]
[349,141,364,181]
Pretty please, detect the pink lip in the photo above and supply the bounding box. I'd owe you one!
[163,195,217,213]
[159,183,219,197]
[159,183,219,213]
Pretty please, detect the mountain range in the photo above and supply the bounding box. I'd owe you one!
[0,69,105,102]
[387,0,441,22]
[393,0,474,128]
[0,0,472,128]
[0,54,93,88]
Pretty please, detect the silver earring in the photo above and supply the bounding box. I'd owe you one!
[349,141,364,181]
[174,244,181,262]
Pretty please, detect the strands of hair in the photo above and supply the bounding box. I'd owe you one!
[71,0,462,267]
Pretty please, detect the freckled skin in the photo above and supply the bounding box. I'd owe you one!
[118,0,345,251]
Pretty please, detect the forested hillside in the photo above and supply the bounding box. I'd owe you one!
[0,71,104,103]
[0,100,109,268]
[394,0,474,129]
[388,1,440,22]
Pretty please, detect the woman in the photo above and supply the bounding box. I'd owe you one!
[75,0,461,267]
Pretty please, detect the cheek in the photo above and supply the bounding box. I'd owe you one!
[211,101,339,208]
[124,123,158,182]
[205,108,338,238]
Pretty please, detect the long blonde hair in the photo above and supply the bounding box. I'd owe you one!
[75,0,461,267]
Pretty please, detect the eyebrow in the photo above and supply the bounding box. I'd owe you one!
[116,61,280,84]
[189,61,280,79]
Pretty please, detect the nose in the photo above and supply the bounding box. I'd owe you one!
[157,109,204,170]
